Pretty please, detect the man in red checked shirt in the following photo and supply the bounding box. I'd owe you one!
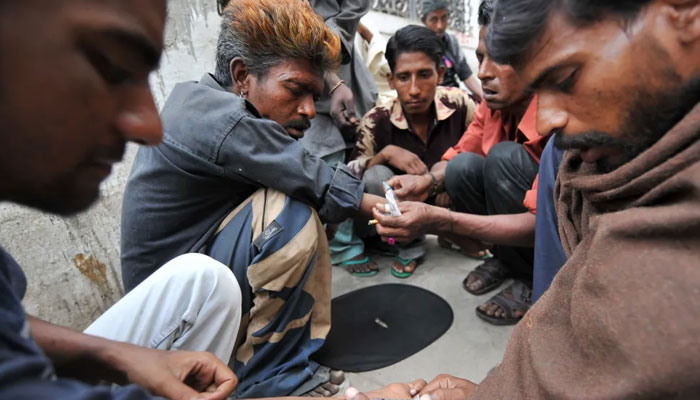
[383,0,551,326]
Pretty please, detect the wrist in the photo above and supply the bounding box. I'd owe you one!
[94,340,138,384]
[420,173,433,196]
[379,146,395,163]
[426,172,439,197]
[430,206,451,234]
[325,72,341,88]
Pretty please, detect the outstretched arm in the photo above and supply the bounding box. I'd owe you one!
[371,202,535,247]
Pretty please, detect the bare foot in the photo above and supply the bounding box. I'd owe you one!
[340,254,378,275]
[438,236,491,260]
[306,370,345,397]
[462,258,508,295]
[476,281,532,325]
[392,258,418,275]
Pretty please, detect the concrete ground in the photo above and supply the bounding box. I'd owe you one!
[330,235,515,392]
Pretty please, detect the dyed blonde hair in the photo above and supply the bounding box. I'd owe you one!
[214,0,341,87]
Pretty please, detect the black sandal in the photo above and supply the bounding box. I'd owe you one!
[475,280,532,326]
[462,258,509,295]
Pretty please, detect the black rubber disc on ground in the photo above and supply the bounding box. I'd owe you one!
[312,283,453,372]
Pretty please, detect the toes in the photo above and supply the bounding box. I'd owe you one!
[467,276,484,291]
[486,302,499,316]
[329,370,345,385]
[392,261,404,273]
[404,261,416,273]
[322,383,340,395]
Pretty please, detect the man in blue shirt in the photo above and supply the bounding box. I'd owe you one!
[0,1,241,398]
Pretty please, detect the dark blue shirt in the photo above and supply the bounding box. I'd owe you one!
[0,245,157,399]
[532,138,567,301]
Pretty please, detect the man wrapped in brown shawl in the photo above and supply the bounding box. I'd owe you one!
[343,0,700,398]
[468,0,700,397]
[472,102,700,399]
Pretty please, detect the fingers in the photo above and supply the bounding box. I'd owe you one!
[345,387,372,400]
[162,380,203,400]
[344,97,358,126]
[386,176,402,190]
[409,379,428,396]
[201,364,237,400]
[372,206,396,226]
[333,107,349,126]
[183,354,237,400]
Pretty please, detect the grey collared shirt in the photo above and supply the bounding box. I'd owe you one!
[441,33,473,88]
[120,74,363,291]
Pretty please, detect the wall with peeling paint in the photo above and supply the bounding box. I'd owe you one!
[0,0,479,331]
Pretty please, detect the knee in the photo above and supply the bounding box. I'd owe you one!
[363,165,394,195]
[445,152,484,194]
[483,142,522,179]
[161,254,242,309]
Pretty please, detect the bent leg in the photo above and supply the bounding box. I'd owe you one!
[444,152,487,215]
[478,142,539,323]
[482,142,539,280]
[84,253,242,365]
[207,189,332,398]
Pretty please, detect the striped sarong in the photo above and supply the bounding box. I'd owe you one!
[208,189,331,398]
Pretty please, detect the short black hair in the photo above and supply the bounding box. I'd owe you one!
[486,0,653,67]
[478,0,494,27]
[385,25,444,73]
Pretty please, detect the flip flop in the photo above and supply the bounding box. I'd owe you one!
[336,256,378,277]
[391,256,417,278]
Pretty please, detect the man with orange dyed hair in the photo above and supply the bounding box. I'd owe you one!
[120,0,382,397]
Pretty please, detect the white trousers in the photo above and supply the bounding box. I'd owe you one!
[84,253,242,365]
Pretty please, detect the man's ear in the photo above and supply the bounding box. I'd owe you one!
[230,57,251,95]
[664,0,700,43]
[386,72,396,90]
[437,65,446,85]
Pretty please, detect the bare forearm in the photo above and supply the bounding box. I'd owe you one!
[366,152,386,170]
[359,193,385,218]
[432,208,536,247]
[28,316,130,384]
[464,76,484,100]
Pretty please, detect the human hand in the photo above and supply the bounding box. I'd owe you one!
[345,379,428,400]
[380,146,428,175]
[434,192,452,209]
[418,374,477,400]
[330,82,359,128]
[372,201,438,243]
[116,346,237,400]
[386,174,432,202]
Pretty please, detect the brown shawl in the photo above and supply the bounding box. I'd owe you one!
[472,102,700,399]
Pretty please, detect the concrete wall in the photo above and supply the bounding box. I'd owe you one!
[1,0,481,331]
[0,0,222,330]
